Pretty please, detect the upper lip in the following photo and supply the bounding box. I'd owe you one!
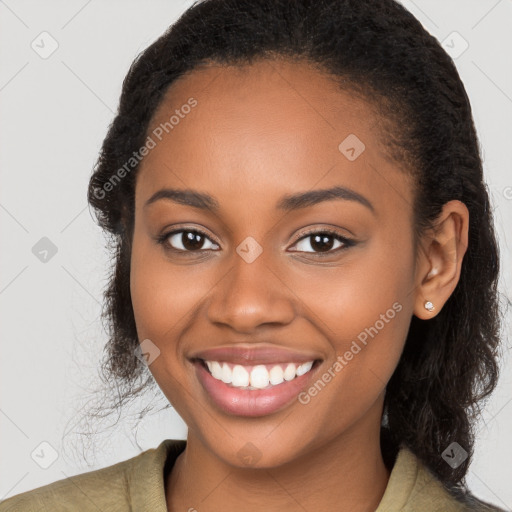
[189,344,323,366]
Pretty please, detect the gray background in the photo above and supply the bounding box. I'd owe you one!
[1,0,511,509]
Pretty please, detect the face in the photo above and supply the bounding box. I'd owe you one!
[130,58,419,468]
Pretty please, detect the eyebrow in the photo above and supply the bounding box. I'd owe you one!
[144,185,375,214]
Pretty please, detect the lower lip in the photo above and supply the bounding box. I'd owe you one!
[193,360,320,417]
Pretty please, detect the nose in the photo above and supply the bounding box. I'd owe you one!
[206,250,295,333]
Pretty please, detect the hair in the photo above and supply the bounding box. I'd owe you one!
[83,0,506,507]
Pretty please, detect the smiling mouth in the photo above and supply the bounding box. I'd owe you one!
[194,358,322,390]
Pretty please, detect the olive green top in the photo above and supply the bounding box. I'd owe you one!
[0,439,501,511]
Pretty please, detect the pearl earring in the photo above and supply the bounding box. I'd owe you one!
[424,301,435,312]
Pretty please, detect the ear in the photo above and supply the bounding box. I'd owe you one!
[413,200,469,320]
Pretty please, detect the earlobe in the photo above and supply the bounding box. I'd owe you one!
[414,294,438,320]
[424,300,435,312]
[413,200,469,320]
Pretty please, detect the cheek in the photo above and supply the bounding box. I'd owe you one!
[294,236,415,403]
[129,233,205,417]
[130,246,208,343]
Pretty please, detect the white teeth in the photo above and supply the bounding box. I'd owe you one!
[250,365,270,389]
[232,365,250,387]
[296,361,313,376]
[221,362,232,384]
[269,365,284,385]
[211,361,223,380]
[283,363,297,381]
[203,360,315,389]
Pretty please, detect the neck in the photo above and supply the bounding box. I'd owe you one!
[166,402,391,512]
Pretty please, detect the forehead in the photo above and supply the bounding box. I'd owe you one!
[136,58,411,217]
[148,57,380,149]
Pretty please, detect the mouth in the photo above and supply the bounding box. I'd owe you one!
[195,358,320,389]
[190,357,322,417]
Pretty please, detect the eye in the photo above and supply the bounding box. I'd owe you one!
[156,227,355,256]
[157,228,219,253]
[289,229,354,255]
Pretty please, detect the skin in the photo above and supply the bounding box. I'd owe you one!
[129,58,469,512]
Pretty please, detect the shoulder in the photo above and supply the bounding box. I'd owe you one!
[0,452,140,512]
[0,439,185,512]
[377,445,506,512]
[0,458,133,512]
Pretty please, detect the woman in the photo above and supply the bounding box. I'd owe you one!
[1,0,506,510]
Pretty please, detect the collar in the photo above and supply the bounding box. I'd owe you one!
[127,439,465,511]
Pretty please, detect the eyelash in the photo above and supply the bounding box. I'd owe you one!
[156,226,355,257]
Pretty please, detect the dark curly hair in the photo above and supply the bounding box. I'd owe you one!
[83,0,505,507]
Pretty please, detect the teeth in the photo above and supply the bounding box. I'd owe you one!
[221,363,232,384]
[250,365,270,389]
[283,363,297,381]
[210,361,223,380]
[203,360,315,389]
[296,361,313,376]
[232,365,249,387]
[269,365,284,385]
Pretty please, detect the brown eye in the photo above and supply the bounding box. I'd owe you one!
[160,229,219,252]
[290,230,354,255]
